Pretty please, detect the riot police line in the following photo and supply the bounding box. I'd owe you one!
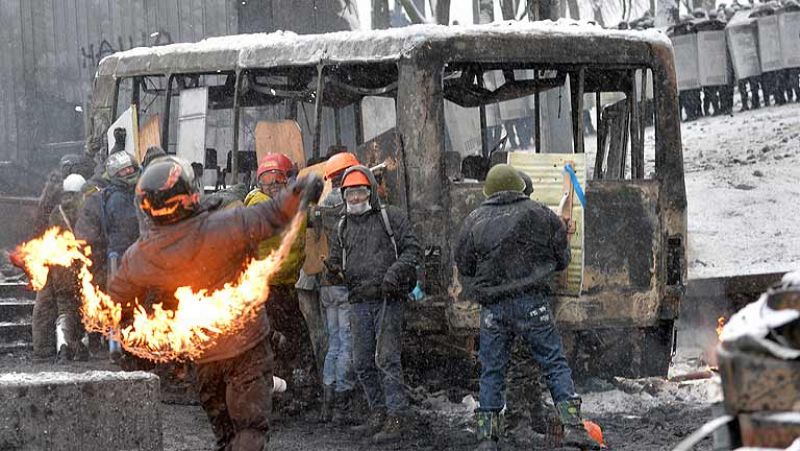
[668,1,800,120]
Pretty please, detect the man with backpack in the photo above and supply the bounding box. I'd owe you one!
[325,165,421,444]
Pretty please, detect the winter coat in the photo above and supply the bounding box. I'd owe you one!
[75,190,107,288]
[107,187,303,364]
[325,167,420,303]
[48,192,85,300]
[317,189,346,287]
[244,189,306,287]
[454,191,570,305]
[104,181,140,257]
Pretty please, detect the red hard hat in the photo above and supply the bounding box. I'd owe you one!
[257,153,293,179]
[341,170,371,189]
[324,152,360,180]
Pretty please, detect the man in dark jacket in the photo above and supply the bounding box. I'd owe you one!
[108,156,323,451]
[326,166,420,444]
[50,174,89,362]
[455,164,597,450]
[31,154,94,360]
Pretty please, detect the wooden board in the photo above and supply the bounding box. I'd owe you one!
[137,115,162,163]
[779,12,800,69]
[757,16,784,72]
[697,30,730,87]
[254,120,306,169]
[508,152,586,296]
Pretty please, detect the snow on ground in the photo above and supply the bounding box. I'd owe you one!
[681,102,800,279]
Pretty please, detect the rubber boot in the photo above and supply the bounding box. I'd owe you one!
[320,385,334,423]
[373,415,404,444]
[556,398,601,450]
[351,409,386,437]
[55,315,71,364]
[332,390,355,424]
[475,410,502,451]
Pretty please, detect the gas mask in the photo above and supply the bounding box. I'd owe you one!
[344,186,371,215]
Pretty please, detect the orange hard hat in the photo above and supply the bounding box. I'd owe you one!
[583,420,606,448]
[257,153,293,179]
[324,152,359,180]
[341,170,371,189]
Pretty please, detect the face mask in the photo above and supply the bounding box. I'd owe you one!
[346,200,370,215]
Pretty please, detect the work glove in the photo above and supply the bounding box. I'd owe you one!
[293,173,324,205]
[381,277,401,301]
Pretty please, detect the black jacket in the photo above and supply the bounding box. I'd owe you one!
[326,167,420,303]
[455,191,570,305]
[103,181,141,257]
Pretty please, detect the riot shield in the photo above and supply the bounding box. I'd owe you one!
[726,16,762,80]
[697,30,730,86]
[672,34,701,90]
[757,15,784,72]
[779,12,800,68]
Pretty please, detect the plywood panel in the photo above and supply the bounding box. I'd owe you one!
[191,0,205,41]
[137,114,162,163]
[226,0,239,35]
[8,0,26,161]
[203,0,224,37]
[508,152,586,296]
[0,4,11,160]
[52,0,67,103]
[64,0,82,104]
[254,120,306,169]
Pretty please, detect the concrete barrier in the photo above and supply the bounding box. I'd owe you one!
[0,371,162,451]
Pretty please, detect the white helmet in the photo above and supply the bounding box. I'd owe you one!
[62,174,86,193]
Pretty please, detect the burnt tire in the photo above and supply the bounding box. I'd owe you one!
[566,320,676,380]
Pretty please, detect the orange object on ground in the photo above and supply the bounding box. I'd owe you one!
[583,420,606,448]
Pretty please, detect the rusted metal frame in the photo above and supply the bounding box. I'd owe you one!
[619,78,632,179]
[161,74,175,151]
[312,64,325,160]
[354,100,363,146]
[638,68,647,178]
[334,107,342,146]
[111,77,122,124]
[476,68,489,158]
[132,77,141,123]
[231,70,242,180]
[571,67,585,154]
[534,69,541,153]
[629,69,643,179]
[594,91,605,178]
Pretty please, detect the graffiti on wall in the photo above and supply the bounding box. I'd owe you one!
[80,30,173,69]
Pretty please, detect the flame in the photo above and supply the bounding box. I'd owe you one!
[11,215,304,362]
[716,316,727,338]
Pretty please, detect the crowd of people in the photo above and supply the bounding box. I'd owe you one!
[28,127,600,450]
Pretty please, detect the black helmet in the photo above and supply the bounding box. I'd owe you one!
[136,156,200,225]
[59,154,82,177]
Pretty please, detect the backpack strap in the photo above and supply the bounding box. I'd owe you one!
[337,216,347,271]
[336,205,398,272]
[379,205,398,259]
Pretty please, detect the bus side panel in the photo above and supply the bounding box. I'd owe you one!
[554,180,663,329]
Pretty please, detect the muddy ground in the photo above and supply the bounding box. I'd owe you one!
[0,343,718,451]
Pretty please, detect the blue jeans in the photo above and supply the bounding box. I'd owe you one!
[478,294,576,412]
[320,286,354,392]
[351,298,408,416]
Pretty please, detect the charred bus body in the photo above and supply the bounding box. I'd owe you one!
[87,22,686,377]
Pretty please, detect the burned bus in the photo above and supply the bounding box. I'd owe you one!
[88,21,686,377]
